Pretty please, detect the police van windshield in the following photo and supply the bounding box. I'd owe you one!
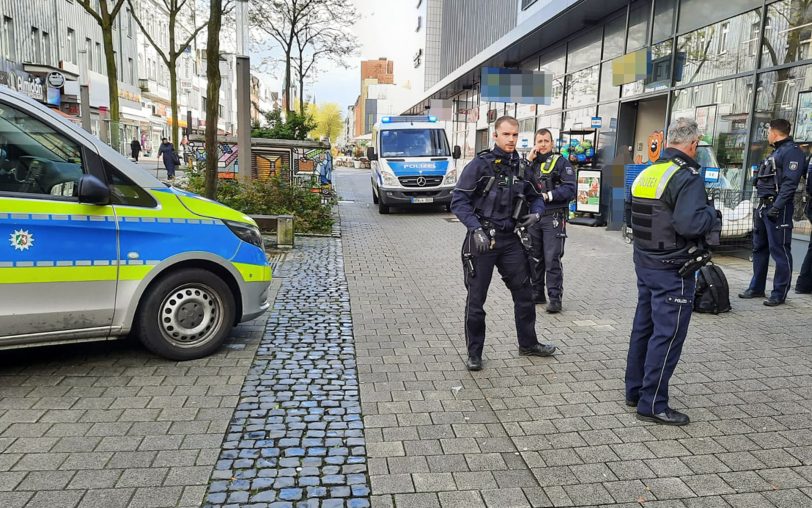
[380,129,450,158]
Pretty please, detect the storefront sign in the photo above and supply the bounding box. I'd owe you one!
[0,71,45,101]
[46,86,61,106]
[118,89,142,103]
[591,116,602,128]
[46,71,65,88]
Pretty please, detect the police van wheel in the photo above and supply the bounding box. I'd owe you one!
[378,200,390,214]
[372,186,379,204]
[136,268,236,361]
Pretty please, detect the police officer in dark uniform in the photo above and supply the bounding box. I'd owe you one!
[451,116,557,371]
[625,118,719,426]
[526,128,577,313]
[739,119,805,306]
[795,156,812,294]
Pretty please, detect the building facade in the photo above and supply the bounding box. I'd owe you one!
[0,0,140,153]
[408,0,812,244]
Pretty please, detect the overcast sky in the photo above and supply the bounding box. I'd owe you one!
[251,0,419,114]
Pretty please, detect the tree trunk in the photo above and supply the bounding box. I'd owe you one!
[205,0,223,200]
[169,62,180,148]
[284,53,292,114]
[101,23,121,152]
[299,73,305,114]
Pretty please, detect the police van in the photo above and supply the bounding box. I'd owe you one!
[367,115,460,214]
[0,87,271,360]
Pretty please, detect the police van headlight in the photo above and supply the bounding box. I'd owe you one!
[443,169,457,185]
[380,169,399,187]
[224,220,264,249]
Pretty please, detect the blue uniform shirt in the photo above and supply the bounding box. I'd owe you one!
[451,146,544,231]
[756,136,805,209]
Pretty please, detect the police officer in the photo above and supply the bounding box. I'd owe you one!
[625,118,719,426]
[795,157,812,294]
[739,119,805,306]
[526,128,576,313]
[451,116,557,371]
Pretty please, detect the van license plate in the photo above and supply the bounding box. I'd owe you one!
[412,197,433,203]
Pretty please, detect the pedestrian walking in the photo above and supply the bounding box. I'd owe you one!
[625,117,720,426]
[130,138,142,162]
[526,128,576,313]
[450,115,557,372]
[158,138,179,180]
[738,119,805,306]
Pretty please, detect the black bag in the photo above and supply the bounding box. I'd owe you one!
[172,152,181,166]
[694,264,731,314]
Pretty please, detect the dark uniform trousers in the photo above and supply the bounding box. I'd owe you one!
[750,203,794,300]
[462,229,538,358]
[625,265,695,415]
[797,202,812,292]
[529,210,566,301]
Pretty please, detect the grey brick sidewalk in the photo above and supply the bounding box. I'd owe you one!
[203,237,370,508]
[0,305,271,507]
[335,168,812,508]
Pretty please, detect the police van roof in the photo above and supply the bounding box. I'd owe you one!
[376,115,441,130]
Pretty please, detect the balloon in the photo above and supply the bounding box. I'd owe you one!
[577,153,587,162]
[585,148,595,157]
[570,139,580,148]
[574,145,585,154]
[581,140,593,149]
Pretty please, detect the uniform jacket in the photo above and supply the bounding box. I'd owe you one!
[530,152,576,211]
[451,146,544,231]
[756,136,805,209]
[633,147,718,269]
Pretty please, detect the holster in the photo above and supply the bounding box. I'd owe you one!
[678,247,712,277]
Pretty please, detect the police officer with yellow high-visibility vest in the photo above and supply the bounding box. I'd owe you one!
[527,128,576,313]
[625,118,720,426]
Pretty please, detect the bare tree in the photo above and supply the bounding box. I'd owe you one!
[293,19,357,113]
[76,0,127,151]
[129,0,208,148]
[204,0,235,199]
[251,0,358,114]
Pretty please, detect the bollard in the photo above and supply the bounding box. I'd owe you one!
[277,215,295,248]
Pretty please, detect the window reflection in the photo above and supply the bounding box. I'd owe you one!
[676,9,760,85]
[604,13,627,60]
[761,0,812,68]
[566,65,599,108]
[626,0,651,53]
[567,27,602,72]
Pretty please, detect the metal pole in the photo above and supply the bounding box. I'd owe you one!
[80,84,92,133]
[236,56,252,184]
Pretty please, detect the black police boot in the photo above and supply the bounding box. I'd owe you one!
[546,300,562,314]
[738,289,766,299]
[763,297,785,307]
[636,408,690,426]
[796,288,812,294]
[532,290,546,304]
[519,343,557,357]
[466,356,483,371]
[625,397,639,407]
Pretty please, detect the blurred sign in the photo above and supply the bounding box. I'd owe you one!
[591,116,602,128]
[612,49,650,86]
[46,71,65,88]
[481,67,551,105]
[704,167,720,183]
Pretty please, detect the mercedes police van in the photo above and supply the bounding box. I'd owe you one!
[367,115,460,214]
[0,87,271,360]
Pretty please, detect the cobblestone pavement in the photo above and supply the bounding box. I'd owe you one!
[335,168,812,508]
[0,301,272,507]
[203,237,370,508]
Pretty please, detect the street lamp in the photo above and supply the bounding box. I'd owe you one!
[235,0,251,183]
[236,0,250,57]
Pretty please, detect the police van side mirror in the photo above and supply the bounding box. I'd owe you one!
[453,145,461,160]
[77,174,111,205]
[366,147,378,161]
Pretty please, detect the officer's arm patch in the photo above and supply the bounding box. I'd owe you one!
[790,161,799,171]
[566,167,573,175]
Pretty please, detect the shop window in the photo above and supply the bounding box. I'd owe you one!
[675,9,760,85]
[599,61,620,101]
[672,76,753,190]
[567,27,602,72]
[596,102,619,165]
[603,13,627,60]
[761,0,812,69]
[626,0,651,53]
[539,46,566,113]
[563,107,595,131]
[652,0,676,43]
[565,64,599,108]
[678,0,761,34]
[621,40,674,97]
[536,113,561,143]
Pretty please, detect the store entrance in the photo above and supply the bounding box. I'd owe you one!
[617,94,668,165]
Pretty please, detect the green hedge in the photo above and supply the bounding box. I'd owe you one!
[182,164,334,234]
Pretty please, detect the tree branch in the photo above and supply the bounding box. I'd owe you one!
[76,0,104,26]
[128,0,170,67]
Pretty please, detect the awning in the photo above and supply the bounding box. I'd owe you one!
[167,116,188,128]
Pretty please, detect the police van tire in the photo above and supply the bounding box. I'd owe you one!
[372,186,379,204]
[378,199,390,214]
[135,268,236,361]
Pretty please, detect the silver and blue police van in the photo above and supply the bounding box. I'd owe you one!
[367,115,460,214]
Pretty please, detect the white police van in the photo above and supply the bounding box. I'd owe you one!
[367,116,460,214]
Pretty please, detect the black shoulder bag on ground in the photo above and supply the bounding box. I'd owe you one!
[694,264,731,314]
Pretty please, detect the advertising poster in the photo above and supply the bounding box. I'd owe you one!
[795,91,812,142]
[576,169,601,213]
